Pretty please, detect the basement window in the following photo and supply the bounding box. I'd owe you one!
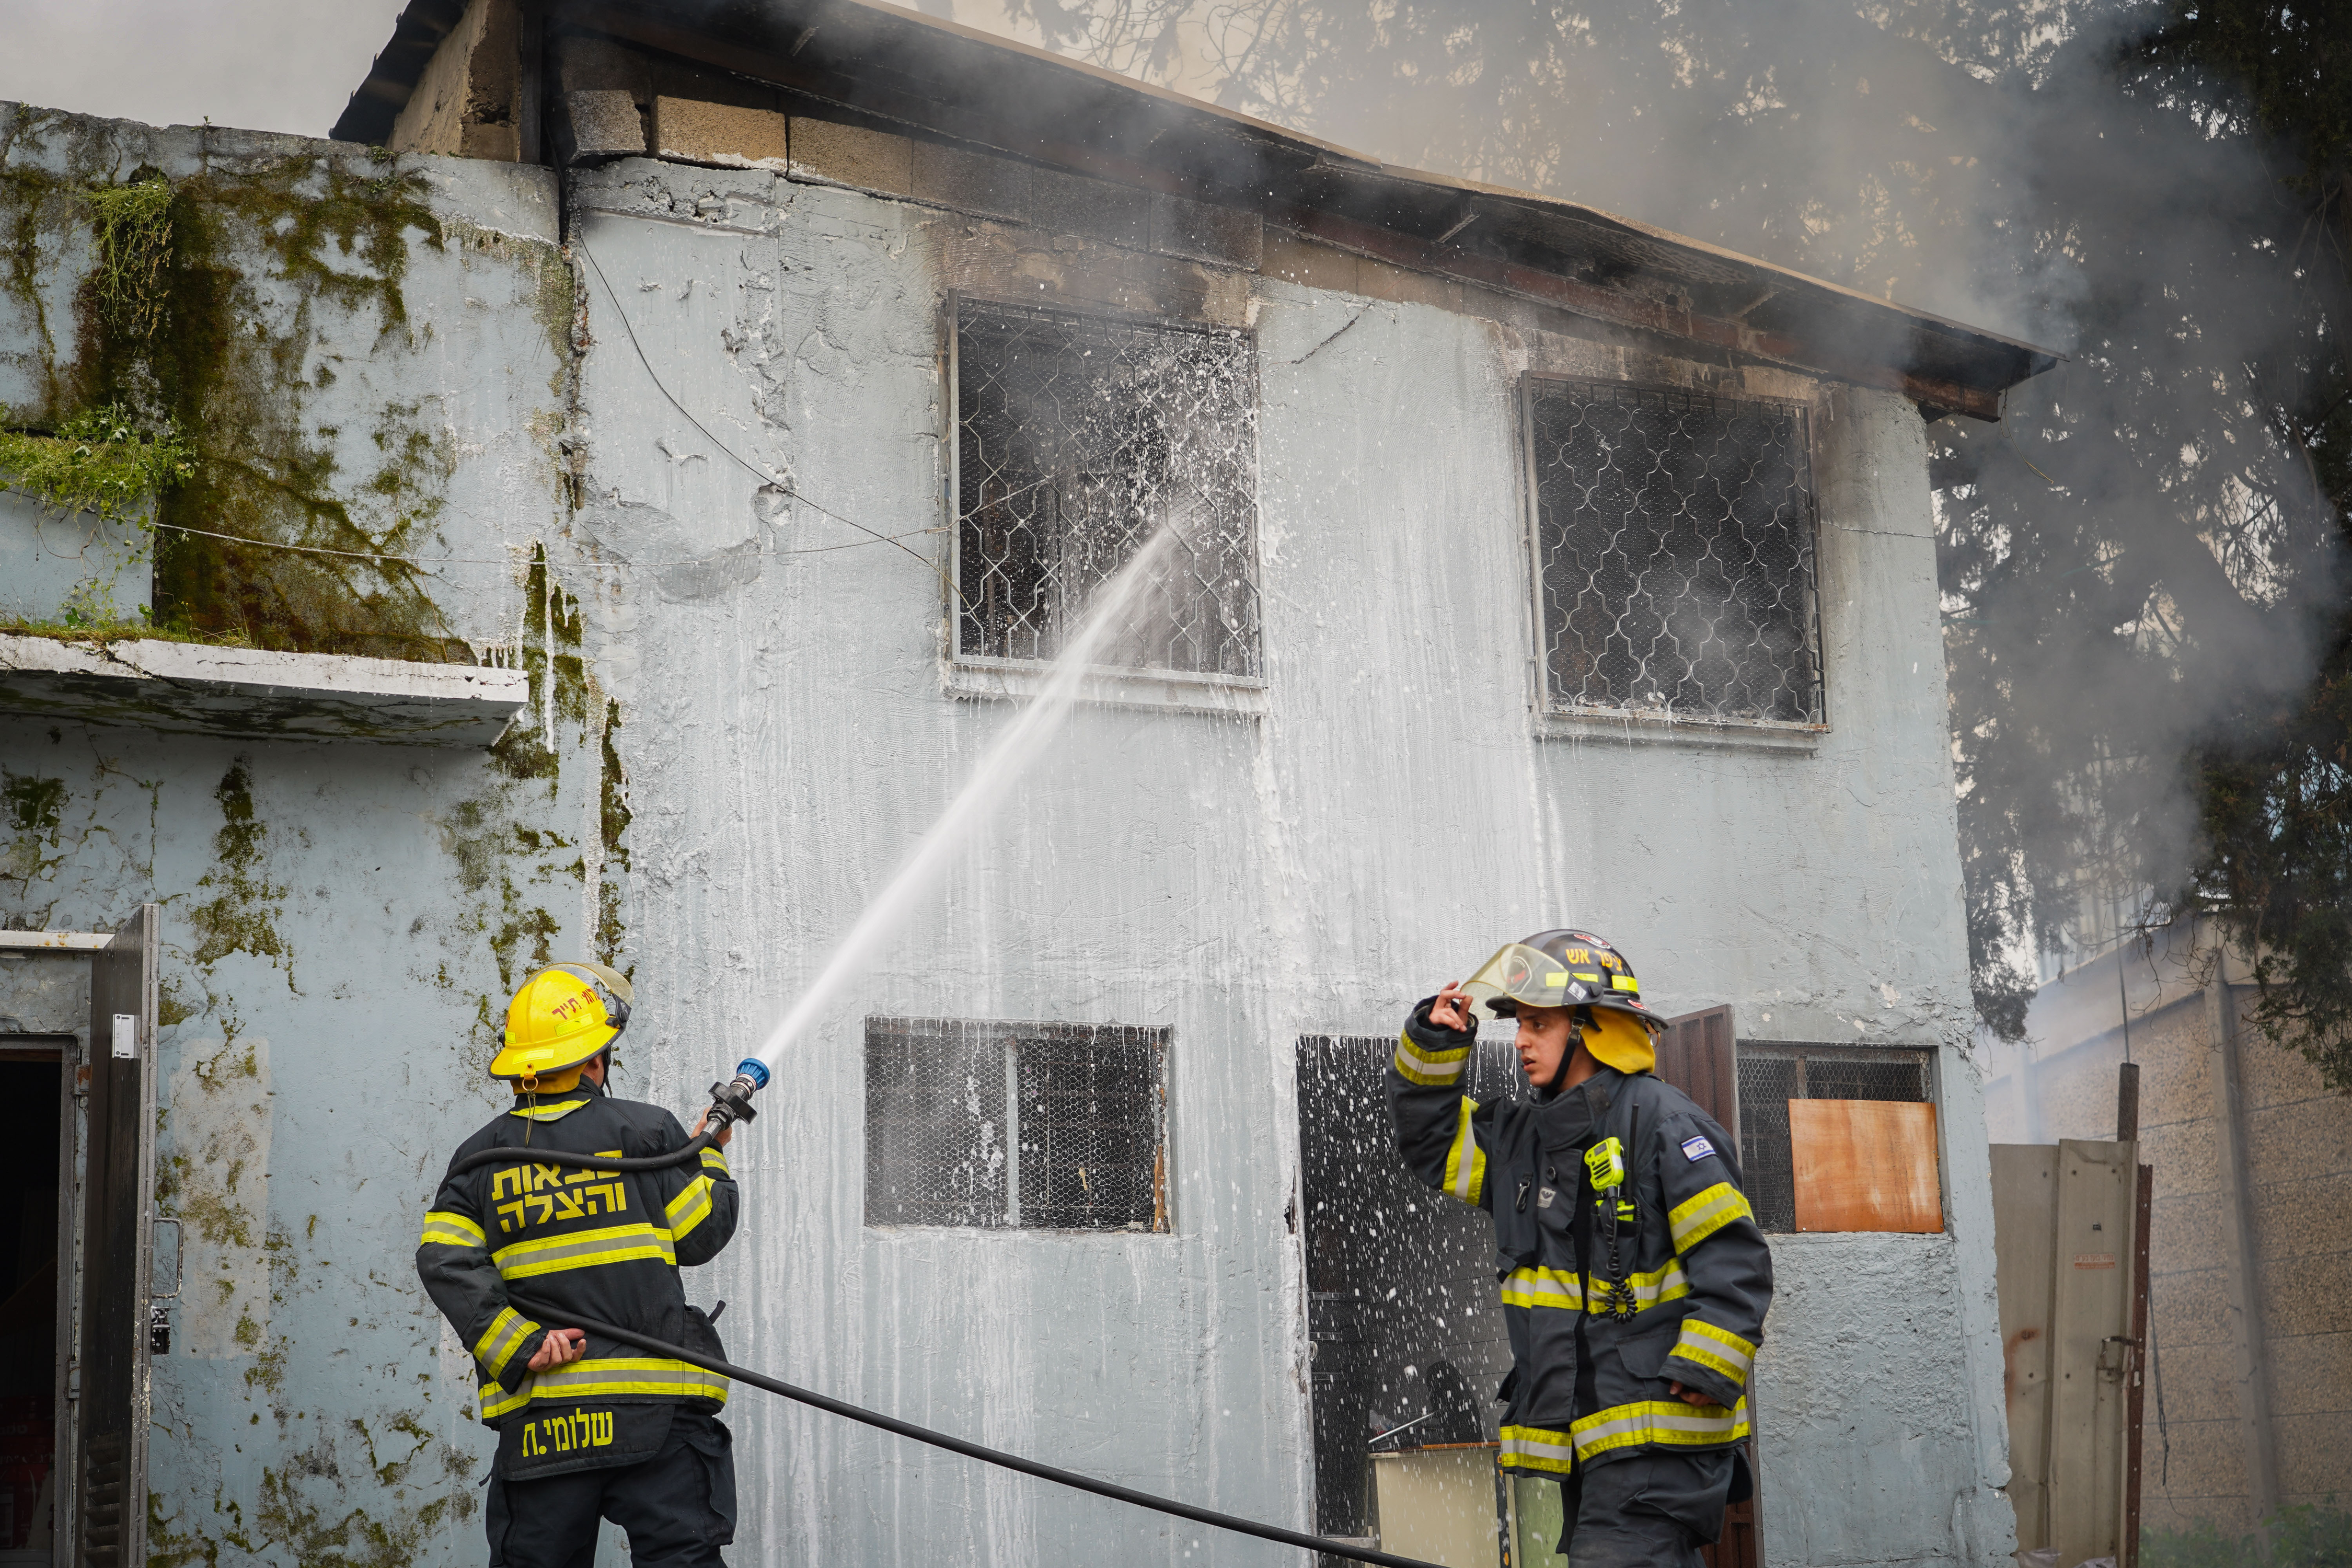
[952,297,1261,681]
[864,1016,1170,1231]
[1525,377,1824,728]
[1736,1042,1935,1232]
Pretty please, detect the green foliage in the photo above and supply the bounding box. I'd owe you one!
[83,176,174,339]
[0,401,194,521]
[2143,1503,2352,1568]
[2135,0,2352,1089]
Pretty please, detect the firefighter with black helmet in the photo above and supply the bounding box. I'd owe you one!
[1389,930,1772,1565]
[416,963,743,1566]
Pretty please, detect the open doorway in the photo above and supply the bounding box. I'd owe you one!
[0,1037,71,1565]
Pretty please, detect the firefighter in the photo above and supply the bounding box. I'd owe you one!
[417,962,742,1567]
[1388,930,1772,1566]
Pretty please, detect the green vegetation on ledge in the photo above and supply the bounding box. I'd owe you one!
[0,401,194,521]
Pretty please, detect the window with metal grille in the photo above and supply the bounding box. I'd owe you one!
[1735,1043,1934,1232]
[1525,377,1824,724]
[953,297,1261,678]
[863,1016,1169,1231]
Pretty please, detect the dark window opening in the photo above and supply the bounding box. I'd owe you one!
[1526,377,1823,724]
[863,1016,1168,1232]
[1735,1043,1934,1232]
[954,297,1261,677]
[1296,1034,1523,1543]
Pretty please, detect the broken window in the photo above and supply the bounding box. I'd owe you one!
[863,1016,1168,1231]
[1735,1043,1934,1232]
[1526,377,1824,724]
[953,297,1261,677]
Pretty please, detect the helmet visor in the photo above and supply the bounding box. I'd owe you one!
[1461,943,1617,1021]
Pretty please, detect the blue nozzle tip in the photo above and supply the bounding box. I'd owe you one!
[735,1059,770,1090]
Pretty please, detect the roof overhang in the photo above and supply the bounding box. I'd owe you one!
[336,0,2058,418]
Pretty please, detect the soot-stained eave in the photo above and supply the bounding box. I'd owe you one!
[558,0,2055,417]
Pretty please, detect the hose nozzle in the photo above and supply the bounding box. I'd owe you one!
[704,1058,768,1136]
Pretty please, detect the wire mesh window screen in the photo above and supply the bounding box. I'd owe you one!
[1735,1043,1933,1232]
[1527,377,1824,723]
[864,1016,1168,1231]
[955,298,1261,677]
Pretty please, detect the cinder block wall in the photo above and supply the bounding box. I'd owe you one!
[1985,925,2352,1532]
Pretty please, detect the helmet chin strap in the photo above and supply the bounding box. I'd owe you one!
[1541,1012,1587,1095]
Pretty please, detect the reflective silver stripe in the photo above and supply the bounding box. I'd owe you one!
[1667,1182,1751,1251]
[1500,1267,1583,1310]
[1570,1398,1749,1461]
[1394,1032,1471,1086]
[522,1358,731,1402]
[1672,1319,1756,1380]
[1498,1425,1576,1474]
[472,1307,536,1374]
[493,1223,676,1279]
[666,1175,714,1239]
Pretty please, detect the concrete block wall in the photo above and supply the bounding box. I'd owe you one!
[1986,928,2352,1532]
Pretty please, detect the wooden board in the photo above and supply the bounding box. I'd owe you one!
[1788,1099,1943,1233]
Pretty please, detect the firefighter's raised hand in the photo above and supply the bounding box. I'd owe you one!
[1427,983,1475,1034]
[1668,1380,1714,1408]
[528,1328,587,1371]
[693,1108,734,1149]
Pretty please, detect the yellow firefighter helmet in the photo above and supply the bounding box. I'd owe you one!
[491,962,633,1082]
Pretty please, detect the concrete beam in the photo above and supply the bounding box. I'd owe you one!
[0,635,527,747]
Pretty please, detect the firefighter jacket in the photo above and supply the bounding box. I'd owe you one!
[417,1078,739,1431]
[1388,998,1772,1478]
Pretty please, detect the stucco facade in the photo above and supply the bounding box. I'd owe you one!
[4,90,2022,1568]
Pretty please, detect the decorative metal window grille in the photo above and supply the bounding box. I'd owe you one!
[954,298,1261,677]
[864,1016,1169,1231]
[1735,1043,1934,1232]
[1526,377,1824,724]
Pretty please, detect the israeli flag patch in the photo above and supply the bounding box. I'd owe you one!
[1680,1135,1717,1163]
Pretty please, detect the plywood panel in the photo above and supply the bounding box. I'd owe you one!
[1789,1099,1943,1233]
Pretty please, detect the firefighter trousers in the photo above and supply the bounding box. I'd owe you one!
[1557,1447,1737,1566]
[487,1409,736,1568]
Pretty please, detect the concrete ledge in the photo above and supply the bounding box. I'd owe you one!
[0,636,528,746]
[1534,705,1826,753]
[943,655,1266,719]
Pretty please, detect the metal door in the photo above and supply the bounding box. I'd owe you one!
[74,907,157,1568]
[1656,1006,1758,1568]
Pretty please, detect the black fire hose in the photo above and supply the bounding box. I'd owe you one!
[503,1293,1445,1568]
[449,1133,718,1177]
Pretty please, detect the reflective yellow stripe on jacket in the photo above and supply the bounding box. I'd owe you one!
[419,1209,486,1249]
[1670,1319,1757,1384]
[1569,1397,1749,1462]
[666,1175,718,1243]
[493,1222,676,1280]
[478,1356,730,1421]
[1442,1098,1485,1206]
[1499,1424,1576,1475]
[472,1306,538,1378]
[700,1147,730,1175]
[1588,1257,1690,1317]
[1667,1182,1754,1253]
[1500,1266,1583,1311]
[1394,1028,1471,1087]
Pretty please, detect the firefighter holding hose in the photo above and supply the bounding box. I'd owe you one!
[1390,931,1772,1566]
[417,963,742,1566]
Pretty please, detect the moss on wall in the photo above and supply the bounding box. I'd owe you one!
[189,760,289,979]
[3,111,573,661]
